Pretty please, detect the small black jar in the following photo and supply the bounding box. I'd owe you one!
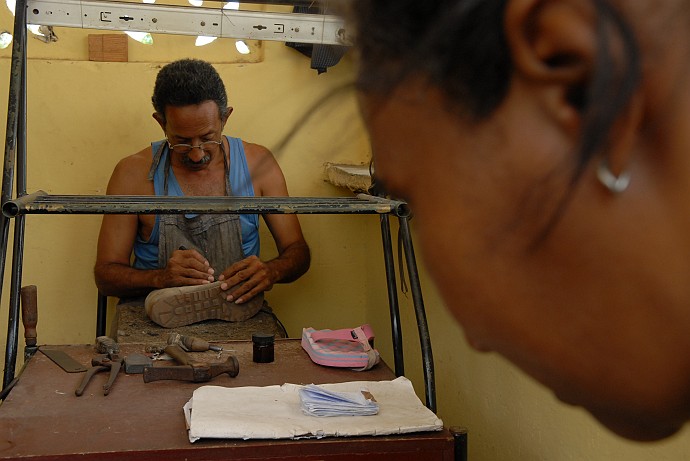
[252,332,275,363]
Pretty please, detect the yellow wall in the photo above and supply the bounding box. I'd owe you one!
[0,10,689,461]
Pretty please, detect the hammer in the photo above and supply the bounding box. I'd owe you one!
[142,344,239,383]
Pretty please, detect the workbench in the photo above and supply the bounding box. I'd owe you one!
[0,339,465,460]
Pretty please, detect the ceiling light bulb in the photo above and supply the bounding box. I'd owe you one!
[125,31,153,45]
[6,0,14,15]
[27,24,44,36]
[188,0,203,6]
[195,36,217,46]
[142,0,155,3]
[0,31,12,49]
[235,40,250,55]
[223,2,239,9]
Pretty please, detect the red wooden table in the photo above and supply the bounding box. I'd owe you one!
[0,339,465,460]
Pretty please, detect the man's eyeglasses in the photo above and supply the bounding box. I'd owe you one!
[167,139,222,155]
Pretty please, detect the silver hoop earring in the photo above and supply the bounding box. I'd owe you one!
[596,158,630,194]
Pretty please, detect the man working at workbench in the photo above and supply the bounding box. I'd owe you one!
[94,58,310,330]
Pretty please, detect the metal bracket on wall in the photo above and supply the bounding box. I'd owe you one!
[26,0,348,45]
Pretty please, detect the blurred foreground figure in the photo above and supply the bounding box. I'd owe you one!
[350,0,690,440]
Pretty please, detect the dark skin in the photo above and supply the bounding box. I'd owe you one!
[359,0,690,441]
[95,101,310,303]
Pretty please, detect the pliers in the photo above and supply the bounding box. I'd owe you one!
[75,353,123,396]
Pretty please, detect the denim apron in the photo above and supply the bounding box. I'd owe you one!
[148,141,264,321]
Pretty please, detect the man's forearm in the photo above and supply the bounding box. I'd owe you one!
[266,241,311,284]
[94,262,164,298]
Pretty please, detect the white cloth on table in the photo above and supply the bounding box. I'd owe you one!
[183,376,443,443]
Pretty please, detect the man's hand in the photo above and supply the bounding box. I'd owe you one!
[160,248,216,287]
[218,256,275,304]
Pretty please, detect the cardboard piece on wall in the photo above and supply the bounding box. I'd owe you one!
[88,34,128,62]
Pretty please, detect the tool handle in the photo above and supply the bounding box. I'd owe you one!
[184,336,211,352]
[209,355,240,378]
[20,285,38,347]
[103,360,121,396]
[75,365,107,396]
[168,333,220,352]
[164,344,193,366]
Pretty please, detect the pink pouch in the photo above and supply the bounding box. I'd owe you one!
[301,324,381,371]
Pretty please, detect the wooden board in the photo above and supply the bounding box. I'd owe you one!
[88,34,128,62]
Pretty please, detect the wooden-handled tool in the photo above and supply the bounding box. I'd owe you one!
[163,343,200,366]
[142,344,239,383]
[1,285,41,400]
[167,332,222,352]
[20,285,38,361]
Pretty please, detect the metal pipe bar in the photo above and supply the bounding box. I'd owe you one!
[70,0,329,3]
[3,192,410,217]
[0,0,24,206]
[204,0,327,5]
[380,214,404,377]
[0,0,28,311]
[451,427,469,461]
[1,0,28,393]
[399,215,436,412]
[4,215,26,390]
[27,0,347,45]
[18,14,27,198]
[3,41,27,385]
[96,293,107,337]
[3,22,30,389]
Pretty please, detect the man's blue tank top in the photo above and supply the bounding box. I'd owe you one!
[132,136,259,269]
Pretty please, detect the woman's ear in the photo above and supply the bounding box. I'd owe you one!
[506,0,598,82]
[505,0,598,131]
[505,0,643,182]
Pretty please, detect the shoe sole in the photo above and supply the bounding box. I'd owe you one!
[146,282,262,328]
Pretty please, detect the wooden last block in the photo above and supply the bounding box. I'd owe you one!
[88,34,128,62]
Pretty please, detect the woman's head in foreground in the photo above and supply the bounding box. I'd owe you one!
[350,0,690,440]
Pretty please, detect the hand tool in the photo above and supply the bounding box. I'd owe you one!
[75,353,122,396]
[75,351,153,395]
[41,349,87,373]
[167,332,222,352]
[95,335,119,356]
[0,285,43,400]
[74,337,128,396]
[20,285,38,361]
[142,344,239,383]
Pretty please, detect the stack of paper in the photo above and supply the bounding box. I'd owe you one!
[299,384,379,417]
